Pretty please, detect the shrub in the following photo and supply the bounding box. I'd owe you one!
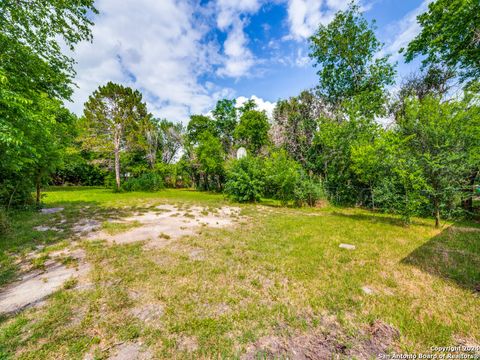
[294,177,324,207]
[264,150,301,205]
[122,172,164,192]
[0,208,10,236]
[224,157,265,202]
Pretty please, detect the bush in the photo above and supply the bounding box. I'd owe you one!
[294,176,324,207]
[0,208,10,236]
[122,172,164,192]
[224,157,265,202]
[264,150,301,205]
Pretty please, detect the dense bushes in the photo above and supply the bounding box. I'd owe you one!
[0,208,10,236]
[224,157,265,202]
[294,176,324,207]
[224,151,323,207]
[122,172,164,192]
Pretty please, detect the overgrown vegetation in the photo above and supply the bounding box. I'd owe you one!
[1,0,478,227]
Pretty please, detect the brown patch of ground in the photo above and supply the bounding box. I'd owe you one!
[107,342,152,360]
[243,319,399,360]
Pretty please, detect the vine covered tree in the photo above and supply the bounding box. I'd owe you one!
[81,82,148,191]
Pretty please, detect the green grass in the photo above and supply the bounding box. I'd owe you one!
[0,187,478,359]
[102,221,142,235]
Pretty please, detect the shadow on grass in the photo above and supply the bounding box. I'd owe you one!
[330,211,418,227]
[402,225,480,291]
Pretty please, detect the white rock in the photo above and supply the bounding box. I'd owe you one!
[339,243,356,250]
[40,207,64,214]
[362,286,374,295]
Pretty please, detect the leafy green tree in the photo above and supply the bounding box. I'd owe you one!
[403,0,480,83]
[81,82,149,191]
[0,0,96,207]
[397,95,480,227]
[212,99,237,154]
[0,0,97,80]
[235,110,270,155]
[311,114,380,205]
[195,132,224,191]
[309,3,395,118]
[238,99,257,115]
[186,115,217,146]
[351,131,428,224]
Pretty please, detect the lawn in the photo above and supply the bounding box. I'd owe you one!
[0,187,479,359]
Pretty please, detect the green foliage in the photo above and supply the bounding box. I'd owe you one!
[351,131,428,224]
[186,115,217,146]
[403,0,480,83]
[212,99,237,154]
[312,115,380,205]
[81,82,149,190]
[235,110,270,155]
[0,0,97,85]
[309,3,395,118]
[0,208,10,236]
[53,148,107,186]
[293,177,324,207]
[264,150,302,205]
[194,132,224,191]
[396,94,480,226]
[224,157,265,203]
[122,172,164,192]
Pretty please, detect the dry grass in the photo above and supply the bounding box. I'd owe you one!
[0,187,478,359]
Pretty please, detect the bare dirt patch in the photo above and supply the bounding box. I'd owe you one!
[130,303,164,324]
[88,204,242,247]
[243,319,399,359]
[0,248,90,315]
[107,342,152,360]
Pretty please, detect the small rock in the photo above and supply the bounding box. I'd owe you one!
[362,286,374,295]
[339,243,356,250]
[40,207,64,214]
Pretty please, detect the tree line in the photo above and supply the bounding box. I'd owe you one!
[1,0,478,228]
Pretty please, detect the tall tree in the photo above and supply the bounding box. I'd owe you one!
[272,91,323,169]
[309,3,395,118]
[235,110,270,156]
[81,82,148,191]
[397,94,480,227]
[186,115,217,146]
[212,99,237,155]
[403,0,480,83]
[0,0,96,206]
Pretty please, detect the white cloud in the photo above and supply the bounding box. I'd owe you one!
[285,0,352,40]
[67,0,233,123]
[236,95,276,119]
[383,0,432,61]
[215,0,261,77]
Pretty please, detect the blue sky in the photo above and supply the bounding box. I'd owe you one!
[69,0,430,122]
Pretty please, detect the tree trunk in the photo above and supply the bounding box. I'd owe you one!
[35,172,41,207]
[114,129,121,191]
[434,198,440,228]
